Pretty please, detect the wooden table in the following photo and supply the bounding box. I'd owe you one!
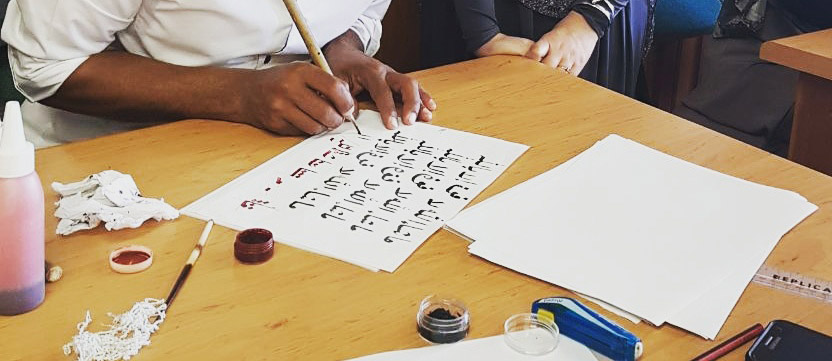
[2,56,832,360]
[761,28,832,176]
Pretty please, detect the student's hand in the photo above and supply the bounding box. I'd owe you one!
[240,62,354,136]
[325,31,437,130]
[525,11,598,76]
[475,33,534,58]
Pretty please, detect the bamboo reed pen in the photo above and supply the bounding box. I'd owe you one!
[164,220,214,311]
[282,0,363,135]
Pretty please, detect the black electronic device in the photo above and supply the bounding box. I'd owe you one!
[746,320,832,361]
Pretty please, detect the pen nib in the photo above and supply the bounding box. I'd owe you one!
[346,114,362,135]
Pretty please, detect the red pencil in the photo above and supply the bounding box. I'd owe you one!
[691,324,765,361]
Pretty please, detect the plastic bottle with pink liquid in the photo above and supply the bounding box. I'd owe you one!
[0,101,45,315]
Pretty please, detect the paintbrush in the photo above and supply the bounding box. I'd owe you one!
[282,0,363,135]
[164,220,214,311]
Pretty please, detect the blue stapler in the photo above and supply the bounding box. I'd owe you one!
[532,297,643,361]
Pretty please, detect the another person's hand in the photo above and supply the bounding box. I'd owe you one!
[240,62,355,136]
[525,11,599,76]
[475,33,534,58]
[326,32,436,130]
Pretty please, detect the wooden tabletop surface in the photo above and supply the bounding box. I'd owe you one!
[761,28,832,80]
[2,56,832,361]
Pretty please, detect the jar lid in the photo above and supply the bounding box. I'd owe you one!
[503,313,559,355]
[234,228,275,264]
[109,245,153,274]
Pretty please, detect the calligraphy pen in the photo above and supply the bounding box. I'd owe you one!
[282,0,363,135]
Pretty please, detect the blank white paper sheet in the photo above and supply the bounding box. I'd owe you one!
[345,334,599,361]
[182,111,527,272]
[445,134,817,339]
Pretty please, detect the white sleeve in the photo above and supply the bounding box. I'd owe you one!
[349,0,391,57]
[1,0,141,101]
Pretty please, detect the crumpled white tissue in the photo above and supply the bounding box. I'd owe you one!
[63,298,167,361]
[52,170,179,235]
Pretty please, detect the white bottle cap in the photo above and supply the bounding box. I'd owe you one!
[0,101,35,178]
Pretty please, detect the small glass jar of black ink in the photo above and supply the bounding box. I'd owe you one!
[416,295,470,344]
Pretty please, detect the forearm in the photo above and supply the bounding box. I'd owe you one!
[453,0,500,54]
[572,0,629,38]
[324,29,366,58]
[42,51,250,123]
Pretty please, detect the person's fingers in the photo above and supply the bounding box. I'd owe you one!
[303,65,355,117]
[263,117,305,136]
[568,59,583,76]
[525,40,549,62]
[419,87,437,111]
[296,88,345,129]
[418,106,433,123]
[282,105,328,135]
[388,72,420,126]
[364,70,398,129]
[541,48,563,69]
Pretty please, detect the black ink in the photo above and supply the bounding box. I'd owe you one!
[384,235,409,243]
[427,198,445,208]
[300,189,330,202]
[394,187,413,200]
[289,201,314,209]
[445,185,470,200]
[412,173,439,190]
[381,166,405,183]
[357,151,381,167]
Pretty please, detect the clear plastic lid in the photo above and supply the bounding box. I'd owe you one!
[504,313,560,355]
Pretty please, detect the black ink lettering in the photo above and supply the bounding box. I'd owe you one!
[475,155,500,169]
[412,173,439,190]
[300,189,331,202]
[363,179,380,191]
[329,203,355,217]
[445,185,470,200]
[394,220,425,237]
[374,142,391,154]
[347,190,368,206]
[361,211,390,226]
[395,187,413,200]
[384,235,409,243]
[321,212,346,221]
[426,160,448,176]
[350,224,373,232]
[380,166,405,183]
[414,209,442,223]
[323,176,347,191]
[391,131,410,144]
[357,151,381,167]
[289,201,314,209]
[427,198,445,208]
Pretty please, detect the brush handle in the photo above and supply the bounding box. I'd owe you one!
[164,264,192,311]
[282,0,331,74]
[282,0,363,134]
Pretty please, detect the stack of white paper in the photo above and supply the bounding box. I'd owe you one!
[345,333,599,361]
[445,135,817,339]
[183,111,527,272]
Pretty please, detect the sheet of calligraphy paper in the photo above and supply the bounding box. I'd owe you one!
[182,111,528,271]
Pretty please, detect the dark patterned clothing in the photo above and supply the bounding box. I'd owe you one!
[421,0,654,97]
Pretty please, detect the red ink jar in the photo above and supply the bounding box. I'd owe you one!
[234,228,274,264]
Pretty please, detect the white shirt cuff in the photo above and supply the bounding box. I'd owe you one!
[349,15,383,57]
[7,47,89,102]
